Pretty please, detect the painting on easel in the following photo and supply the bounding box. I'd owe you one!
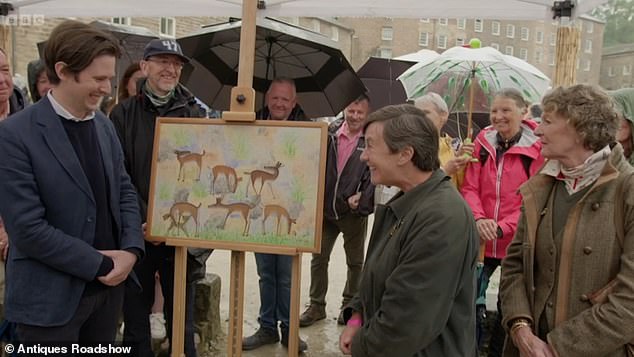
[146,117,327,253]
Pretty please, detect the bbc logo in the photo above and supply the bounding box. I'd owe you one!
[0,14,45,26]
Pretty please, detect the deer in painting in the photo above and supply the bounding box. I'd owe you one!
[175,149,205,182]
[263,204,296,235]
[208,197,254,236]
[210,165,243,194]
[244,161,283,198]
[163,201,201,237]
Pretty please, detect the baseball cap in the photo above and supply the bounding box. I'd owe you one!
[143,39,190,63]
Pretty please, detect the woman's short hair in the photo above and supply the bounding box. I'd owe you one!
[542,85,618,152]
[363,104,440,172]
[494,88,529,110]
[44,20,120,85]
[118,62,141,101]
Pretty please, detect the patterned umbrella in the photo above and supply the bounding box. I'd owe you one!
[398,46,550,138]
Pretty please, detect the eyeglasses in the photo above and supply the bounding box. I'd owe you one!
[146,58,184,70]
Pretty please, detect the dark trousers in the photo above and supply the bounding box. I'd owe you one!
[309,214,367,308]
[17,284,124,342]
[123,243,196,357]
[479,257,505,357]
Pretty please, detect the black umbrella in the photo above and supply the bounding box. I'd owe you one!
[177,17,366,118]
[38,20,158,97]
[356,57,414,110]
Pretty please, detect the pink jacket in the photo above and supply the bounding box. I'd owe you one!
[461,120,544,259]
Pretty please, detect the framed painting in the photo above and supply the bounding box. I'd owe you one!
[146,117,328,254]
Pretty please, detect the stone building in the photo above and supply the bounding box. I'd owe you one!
[338,15,605,85]
[600,44,634,90]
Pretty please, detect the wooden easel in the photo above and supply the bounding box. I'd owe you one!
[168,1,304,356]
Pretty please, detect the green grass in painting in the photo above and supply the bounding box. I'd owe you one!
[282,134,298,158]
[191,181,208,200]
[290,177,306,204]
[158,183,172,201]
[172,127,190,148]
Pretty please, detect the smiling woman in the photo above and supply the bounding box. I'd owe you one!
[460,88,544,353]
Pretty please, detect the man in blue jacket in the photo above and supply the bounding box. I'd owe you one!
[0,20,144,343]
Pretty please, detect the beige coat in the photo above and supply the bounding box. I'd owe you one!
[500,145,634,357]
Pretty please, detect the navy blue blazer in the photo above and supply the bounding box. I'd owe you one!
[0,97,145,326]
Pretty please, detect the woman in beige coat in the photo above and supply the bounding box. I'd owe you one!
[499,84,634,357]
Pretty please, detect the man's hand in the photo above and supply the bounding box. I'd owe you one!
[0,223,8,261]
[97,250,137,286]
[339,325,359,355]
[512,325,556,357]
[347,192,362,211]
[476,218,499,241]
[442,156,471,176]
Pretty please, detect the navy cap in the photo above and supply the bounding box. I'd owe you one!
[143,39,190,63]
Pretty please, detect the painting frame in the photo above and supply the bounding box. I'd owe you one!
[146,117,327,254]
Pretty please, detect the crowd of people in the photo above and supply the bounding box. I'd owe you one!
[1,19,634,357]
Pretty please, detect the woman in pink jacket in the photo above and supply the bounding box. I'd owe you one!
[461,88,544,356]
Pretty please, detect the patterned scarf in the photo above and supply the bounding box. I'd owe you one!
[540,145,611,194]
[143,81,174,108]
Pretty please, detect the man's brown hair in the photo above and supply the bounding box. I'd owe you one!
[44,20,121,85]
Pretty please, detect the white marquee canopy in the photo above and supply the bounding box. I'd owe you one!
[4,0,607,20]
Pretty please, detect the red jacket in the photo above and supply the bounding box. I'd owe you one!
[461,120,544,259]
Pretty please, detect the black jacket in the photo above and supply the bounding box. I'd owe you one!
[9,87,27,115]
[324,118,374,220]
[110,79,206,219]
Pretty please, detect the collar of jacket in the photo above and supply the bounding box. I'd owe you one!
[136,78,196,111]
[385,170,449,221]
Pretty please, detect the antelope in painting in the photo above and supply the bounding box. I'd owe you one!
[208,197,253,236]
[263,204,296,235]
[163,201,201,237]
[244,161,283,198]
[175,149,205,182]
[211,165,242,194]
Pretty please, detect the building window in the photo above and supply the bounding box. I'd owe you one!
[584,60,591,72]
[490,42,499,51]
[609,66,615,77]
[506,24,515,38]
[491,21,500,35]
[437,34,448,49]
[419,32,429,47]
[159,17,175,38]
[457,18,466,30]
[381,26,393,41]
[475,19,483,33]
[520,48,528,60]
[456,37,465,46]
[586,21,594,33]
[534,49,543,63]
[549,33,556,46]
[549,52,556,66]
[420,18,430,23]
[536,30,544,44]
[312,19,320,32]
[331,27,339,41]
[505,46,514,56]
[521,27,529,41]
[111,17,130,25]
[584,39,592,53]
[379,48,392,58]
[624,64,632,76]
[438,18,448,26]
[576,57,580,69]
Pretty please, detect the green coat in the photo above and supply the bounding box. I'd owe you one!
[346,170,478,357]
[500,144,634,357]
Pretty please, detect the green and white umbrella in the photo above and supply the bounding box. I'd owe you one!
[398,45,550,137]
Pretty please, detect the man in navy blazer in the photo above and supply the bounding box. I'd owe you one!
[0,20,144,342]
